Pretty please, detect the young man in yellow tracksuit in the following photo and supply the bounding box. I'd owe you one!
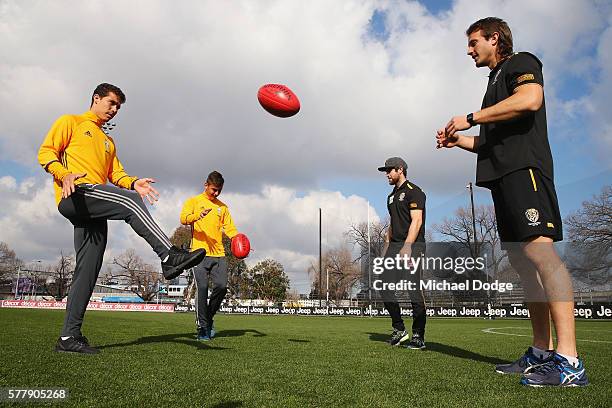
[180,171,239,340]
[38,83,205,354]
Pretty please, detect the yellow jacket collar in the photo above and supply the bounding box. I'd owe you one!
[83,110,105,126]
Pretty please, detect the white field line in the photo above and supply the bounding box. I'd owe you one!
[481,327,612,344]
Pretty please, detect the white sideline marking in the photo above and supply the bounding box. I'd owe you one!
[482,327,612,344]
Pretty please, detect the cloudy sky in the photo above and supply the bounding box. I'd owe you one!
[1,0,610,291]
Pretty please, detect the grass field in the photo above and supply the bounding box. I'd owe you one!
[0,309,610,407]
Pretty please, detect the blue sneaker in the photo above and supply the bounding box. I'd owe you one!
[209,325,216,339]
[521,353,588,387]
[495,347,551,374]
[196,328,211,341]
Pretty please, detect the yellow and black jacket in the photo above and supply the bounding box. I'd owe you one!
[180,194,238,257]
[38,111,137,205]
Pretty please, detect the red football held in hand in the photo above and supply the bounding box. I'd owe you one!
[257,84,300,117]
[231,233,251,259]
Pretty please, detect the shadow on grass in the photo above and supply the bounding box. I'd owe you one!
[287,339,310,343]
[98,332,229,350]
[366,332,508,365]
[214,329,266,338]
[210,401,243,408]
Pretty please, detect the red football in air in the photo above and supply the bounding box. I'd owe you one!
[257,84,300,118]
[231,233,251,259]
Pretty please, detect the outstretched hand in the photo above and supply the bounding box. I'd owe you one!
[134,178,160,204]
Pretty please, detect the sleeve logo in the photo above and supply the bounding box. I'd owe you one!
[410,202,418,208]
[517,73,535,84]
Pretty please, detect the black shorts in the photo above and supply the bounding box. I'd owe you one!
[487,168,563,244]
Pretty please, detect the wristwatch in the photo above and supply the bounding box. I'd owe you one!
[466,112,476,127]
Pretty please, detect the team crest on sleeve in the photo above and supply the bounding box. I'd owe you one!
[388,196,394,204]
[104,139,111,153]
[525,208,541,226]
[84,130,92,137]
[517,73,535,84]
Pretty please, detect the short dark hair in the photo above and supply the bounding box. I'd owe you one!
[466,17,513,58]
[90,83,126,107]
[206,171,224,186]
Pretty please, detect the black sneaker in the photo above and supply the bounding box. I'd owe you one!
[407,334,426,349]
[388,329,410,346]
[495,347,551,375]
[55,336,100,354]
[162,247,206,280]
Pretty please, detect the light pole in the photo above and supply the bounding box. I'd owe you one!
[326,268,329,307]
[14,265,20,300]
[319,207,322,307]
[466,182,478,254]
[367,201,371,305]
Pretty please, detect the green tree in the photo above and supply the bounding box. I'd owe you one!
[223,236,248,298]
[247,259,290,302]
[170,224,192,249]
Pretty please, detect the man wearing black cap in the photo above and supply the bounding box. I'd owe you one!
[377,157,427,349]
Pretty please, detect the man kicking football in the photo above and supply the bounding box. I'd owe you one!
[39,83,205,354]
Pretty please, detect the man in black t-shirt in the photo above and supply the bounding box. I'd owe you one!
[377,157,427,349]
[436,17,587,387]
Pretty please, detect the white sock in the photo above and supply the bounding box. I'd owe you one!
[557,352,580,368]
[61,336,71,340]
[531,346,553,360]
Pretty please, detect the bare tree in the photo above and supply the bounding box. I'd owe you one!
[43,252,74,301]
[309,246,361,303]
[346,219,389,262]
[432,204,506,279]
[565,185,611,244]
[112,249,161,301]
[0,242,22,282]
[564,186,611,286]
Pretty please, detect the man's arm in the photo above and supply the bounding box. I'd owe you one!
[441,83,543,136]
[400,209,423,256]
[38,115,86,198]
[222,207,239,238]
[437,83,543,153]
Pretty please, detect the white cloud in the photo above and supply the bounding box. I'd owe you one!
[0,178,379,291]
[0,0,610,290]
